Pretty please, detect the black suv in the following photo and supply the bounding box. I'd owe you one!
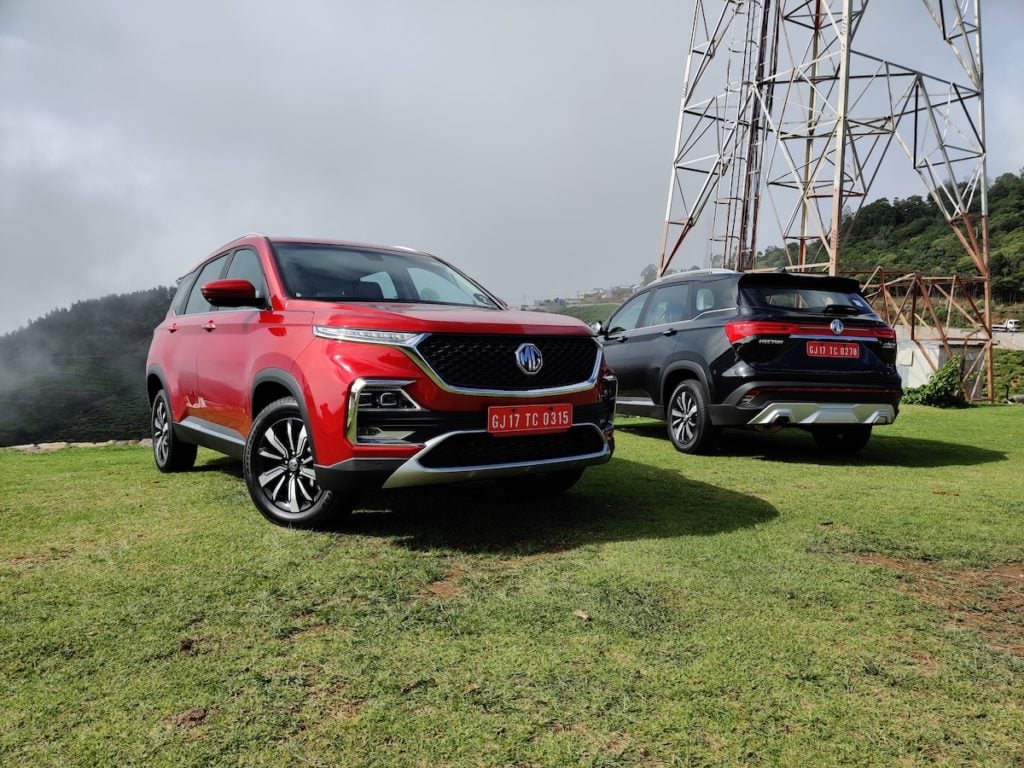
[597,269,901,454]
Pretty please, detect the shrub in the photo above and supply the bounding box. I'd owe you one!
[902,356,970,408]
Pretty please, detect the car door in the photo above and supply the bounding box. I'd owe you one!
[193,247,270,436]
[627,281,692,403]
[171,254,230,420]
[599,289,652,394]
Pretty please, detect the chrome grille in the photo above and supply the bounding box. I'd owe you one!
[415,335,598,391]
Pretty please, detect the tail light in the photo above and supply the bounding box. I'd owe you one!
[726,320,896,343]
[725,321,799,343]
[872,326,897,340]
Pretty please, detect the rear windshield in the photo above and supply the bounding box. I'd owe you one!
[270,242,500,308]
[740,275,877,317]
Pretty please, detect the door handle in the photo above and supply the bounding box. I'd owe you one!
[662,328,677,337]
[204,320,217,332]
[607,335,627,343]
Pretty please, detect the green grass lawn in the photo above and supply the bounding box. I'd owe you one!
[2,406,1023,767]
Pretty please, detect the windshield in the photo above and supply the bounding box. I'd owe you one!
[271,242,501,308]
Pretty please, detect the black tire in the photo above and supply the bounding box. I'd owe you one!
[243,397,354,528]
[495,467,585,497]
[151,389,197,472]
[666,380,716,454]
[810,425,872,455]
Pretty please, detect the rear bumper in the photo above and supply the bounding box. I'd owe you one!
[743,402,896,426]
[709,380,901,427]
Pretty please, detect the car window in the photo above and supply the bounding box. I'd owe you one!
[407,267,472,304]
[183,255,229,315]
[742,283,874,315]
[694,280,736,316]
[359,270,398,300]
[224,248,268,302]
[607,292,649,333]
[648,283,690,325]
[170,272,197,315]
[271,242,499,307]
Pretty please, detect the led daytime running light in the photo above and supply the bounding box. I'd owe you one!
[313,326,418,344]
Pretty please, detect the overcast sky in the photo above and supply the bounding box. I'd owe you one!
[2,0,1022,334]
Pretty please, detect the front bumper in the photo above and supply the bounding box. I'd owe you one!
[315,422,614,493]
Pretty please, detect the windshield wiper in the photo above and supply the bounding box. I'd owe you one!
[821,304,862,315]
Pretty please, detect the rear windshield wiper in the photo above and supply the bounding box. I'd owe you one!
[820,304,862,315]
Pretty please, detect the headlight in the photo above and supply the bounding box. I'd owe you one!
[313,326,420,345]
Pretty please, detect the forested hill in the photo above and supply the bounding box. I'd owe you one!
[757,170,1024,303]
[0,287,173,446]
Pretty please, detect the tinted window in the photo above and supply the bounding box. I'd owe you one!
[693,280,736,315]
[408,267,471,304]
[170,273,197,315]
[224,249,268,302]
[607,292,649,333]
[271,242,498,307]
[359,270,398,300]
[741,278,874,316]
[648,283,690,325]
[183,255,228,315]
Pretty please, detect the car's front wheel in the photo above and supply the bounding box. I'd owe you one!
[151,389,197,472]
[810,425,872,454]
[666,380,716,454]
[243,397,354,528]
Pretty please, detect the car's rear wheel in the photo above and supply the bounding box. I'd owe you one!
[666,380,716,454]
[495,467,585,497]
[244,397,354,528]
[810,425,872,454]
[151,389,197,472]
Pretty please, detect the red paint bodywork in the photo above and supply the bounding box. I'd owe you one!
[147,235,612,470]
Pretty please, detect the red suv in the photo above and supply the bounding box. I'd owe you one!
[146,235,616,526]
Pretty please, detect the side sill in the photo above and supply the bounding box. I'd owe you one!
[615,397,663,420]
[174,417,246,460]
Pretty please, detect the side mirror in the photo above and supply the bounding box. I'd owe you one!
[589,320,604,336]
[202,279,264,308]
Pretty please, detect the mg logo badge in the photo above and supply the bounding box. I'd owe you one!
[515,343,543,375]
[830,319,845,335]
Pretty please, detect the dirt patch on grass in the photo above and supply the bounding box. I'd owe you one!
[857,555,1024,656]
[166,706,207,728]
[421,560,464,600]
[3,547,75,570]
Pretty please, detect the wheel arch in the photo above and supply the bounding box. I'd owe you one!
[146,368,167,407]
[251,368,313,431]
[661,361,711,410]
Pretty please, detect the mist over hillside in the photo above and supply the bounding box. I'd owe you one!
[0,288,173,446]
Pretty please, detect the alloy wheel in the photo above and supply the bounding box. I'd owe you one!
[153,398,171,466]
[253,416,322,517]
[669,388,699,446]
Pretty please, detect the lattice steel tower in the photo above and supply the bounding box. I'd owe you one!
[658,0,992,397]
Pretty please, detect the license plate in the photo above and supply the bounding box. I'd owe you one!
[806,341,860,359]
[487,403,572,436]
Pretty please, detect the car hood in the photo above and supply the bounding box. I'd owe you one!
[297,301,594,336]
